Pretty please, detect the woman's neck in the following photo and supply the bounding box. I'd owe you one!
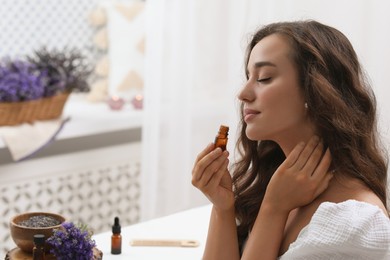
[275,127,317,157]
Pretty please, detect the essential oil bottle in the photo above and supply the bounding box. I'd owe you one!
[214,125,229,151]
[32,234,45,260]
[111,217,122,254]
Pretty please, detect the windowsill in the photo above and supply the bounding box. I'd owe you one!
[57,93,143,139]
[0,93,143,164]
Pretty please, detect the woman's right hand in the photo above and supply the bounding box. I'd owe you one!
[191,143,234,211]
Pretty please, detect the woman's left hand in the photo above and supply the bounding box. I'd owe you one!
[263,136,333,214]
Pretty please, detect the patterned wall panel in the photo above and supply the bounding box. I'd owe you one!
[0,161,141,255]
[0,0,97,59]
[0,0,135,58]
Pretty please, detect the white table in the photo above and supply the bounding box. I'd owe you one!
[93,204,212,260]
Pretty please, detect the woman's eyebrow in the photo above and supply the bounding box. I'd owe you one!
[254,61,277,68]
[246,61,276,76]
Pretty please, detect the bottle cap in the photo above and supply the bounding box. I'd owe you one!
[112,216,121,234]
[218,125,229,135]
[33,234,45,246]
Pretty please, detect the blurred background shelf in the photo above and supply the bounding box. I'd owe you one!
[0,93,143,164]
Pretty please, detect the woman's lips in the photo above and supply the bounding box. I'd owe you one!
[244,108,260,122]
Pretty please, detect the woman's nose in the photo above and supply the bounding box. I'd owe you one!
[238,80,254,102]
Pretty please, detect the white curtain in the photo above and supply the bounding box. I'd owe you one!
[141,0,390,221]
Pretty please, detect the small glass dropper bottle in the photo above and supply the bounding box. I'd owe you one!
[32,234,45,260]
[214,125,229,151]
[111,217,122,254]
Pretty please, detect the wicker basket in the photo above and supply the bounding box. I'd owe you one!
[0,92,70,126]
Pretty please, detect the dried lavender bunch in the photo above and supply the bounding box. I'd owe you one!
[27,48,67,97]
[28,47,92,95]
[0,59,45,102]
[47,222,96,260]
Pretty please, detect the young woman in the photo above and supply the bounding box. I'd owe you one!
[192,20,390,259]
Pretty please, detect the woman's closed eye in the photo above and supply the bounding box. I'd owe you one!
[257,77,272,83]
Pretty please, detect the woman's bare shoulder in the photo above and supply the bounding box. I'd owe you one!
[353,189,388,216]
[320,175,388,216]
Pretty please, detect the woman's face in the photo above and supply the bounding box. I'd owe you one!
[238,34,309,143]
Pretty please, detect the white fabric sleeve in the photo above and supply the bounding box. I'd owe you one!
[279,200,390,260]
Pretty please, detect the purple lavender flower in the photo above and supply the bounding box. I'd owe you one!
[1,47,91,102]
[47,222,96,260]
[0,60,45,102]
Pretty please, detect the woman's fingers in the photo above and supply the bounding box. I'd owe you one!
[282,136,321,171]
[306,148,333,200]
[293,136,320,170]
[194,142,215,164]
[282,141,305,169]
[192,144,220,181]
[311,148,332,179]
[192,145,228,185]
[313,171,334,198]
[196,150,229,187]
[206,157,230,189]
[301,141,324,176]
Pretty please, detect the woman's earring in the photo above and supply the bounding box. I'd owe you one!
[304,103,308,109]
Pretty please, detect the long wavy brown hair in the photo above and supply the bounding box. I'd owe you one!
[232,20,388,251]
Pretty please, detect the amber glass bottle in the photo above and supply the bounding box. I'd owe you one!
[111,217,122,254]
[32,234,45,260]
[214,125,229,151]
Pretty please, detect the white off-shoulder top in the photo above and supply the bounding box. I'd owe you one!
[279,200,390,260]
